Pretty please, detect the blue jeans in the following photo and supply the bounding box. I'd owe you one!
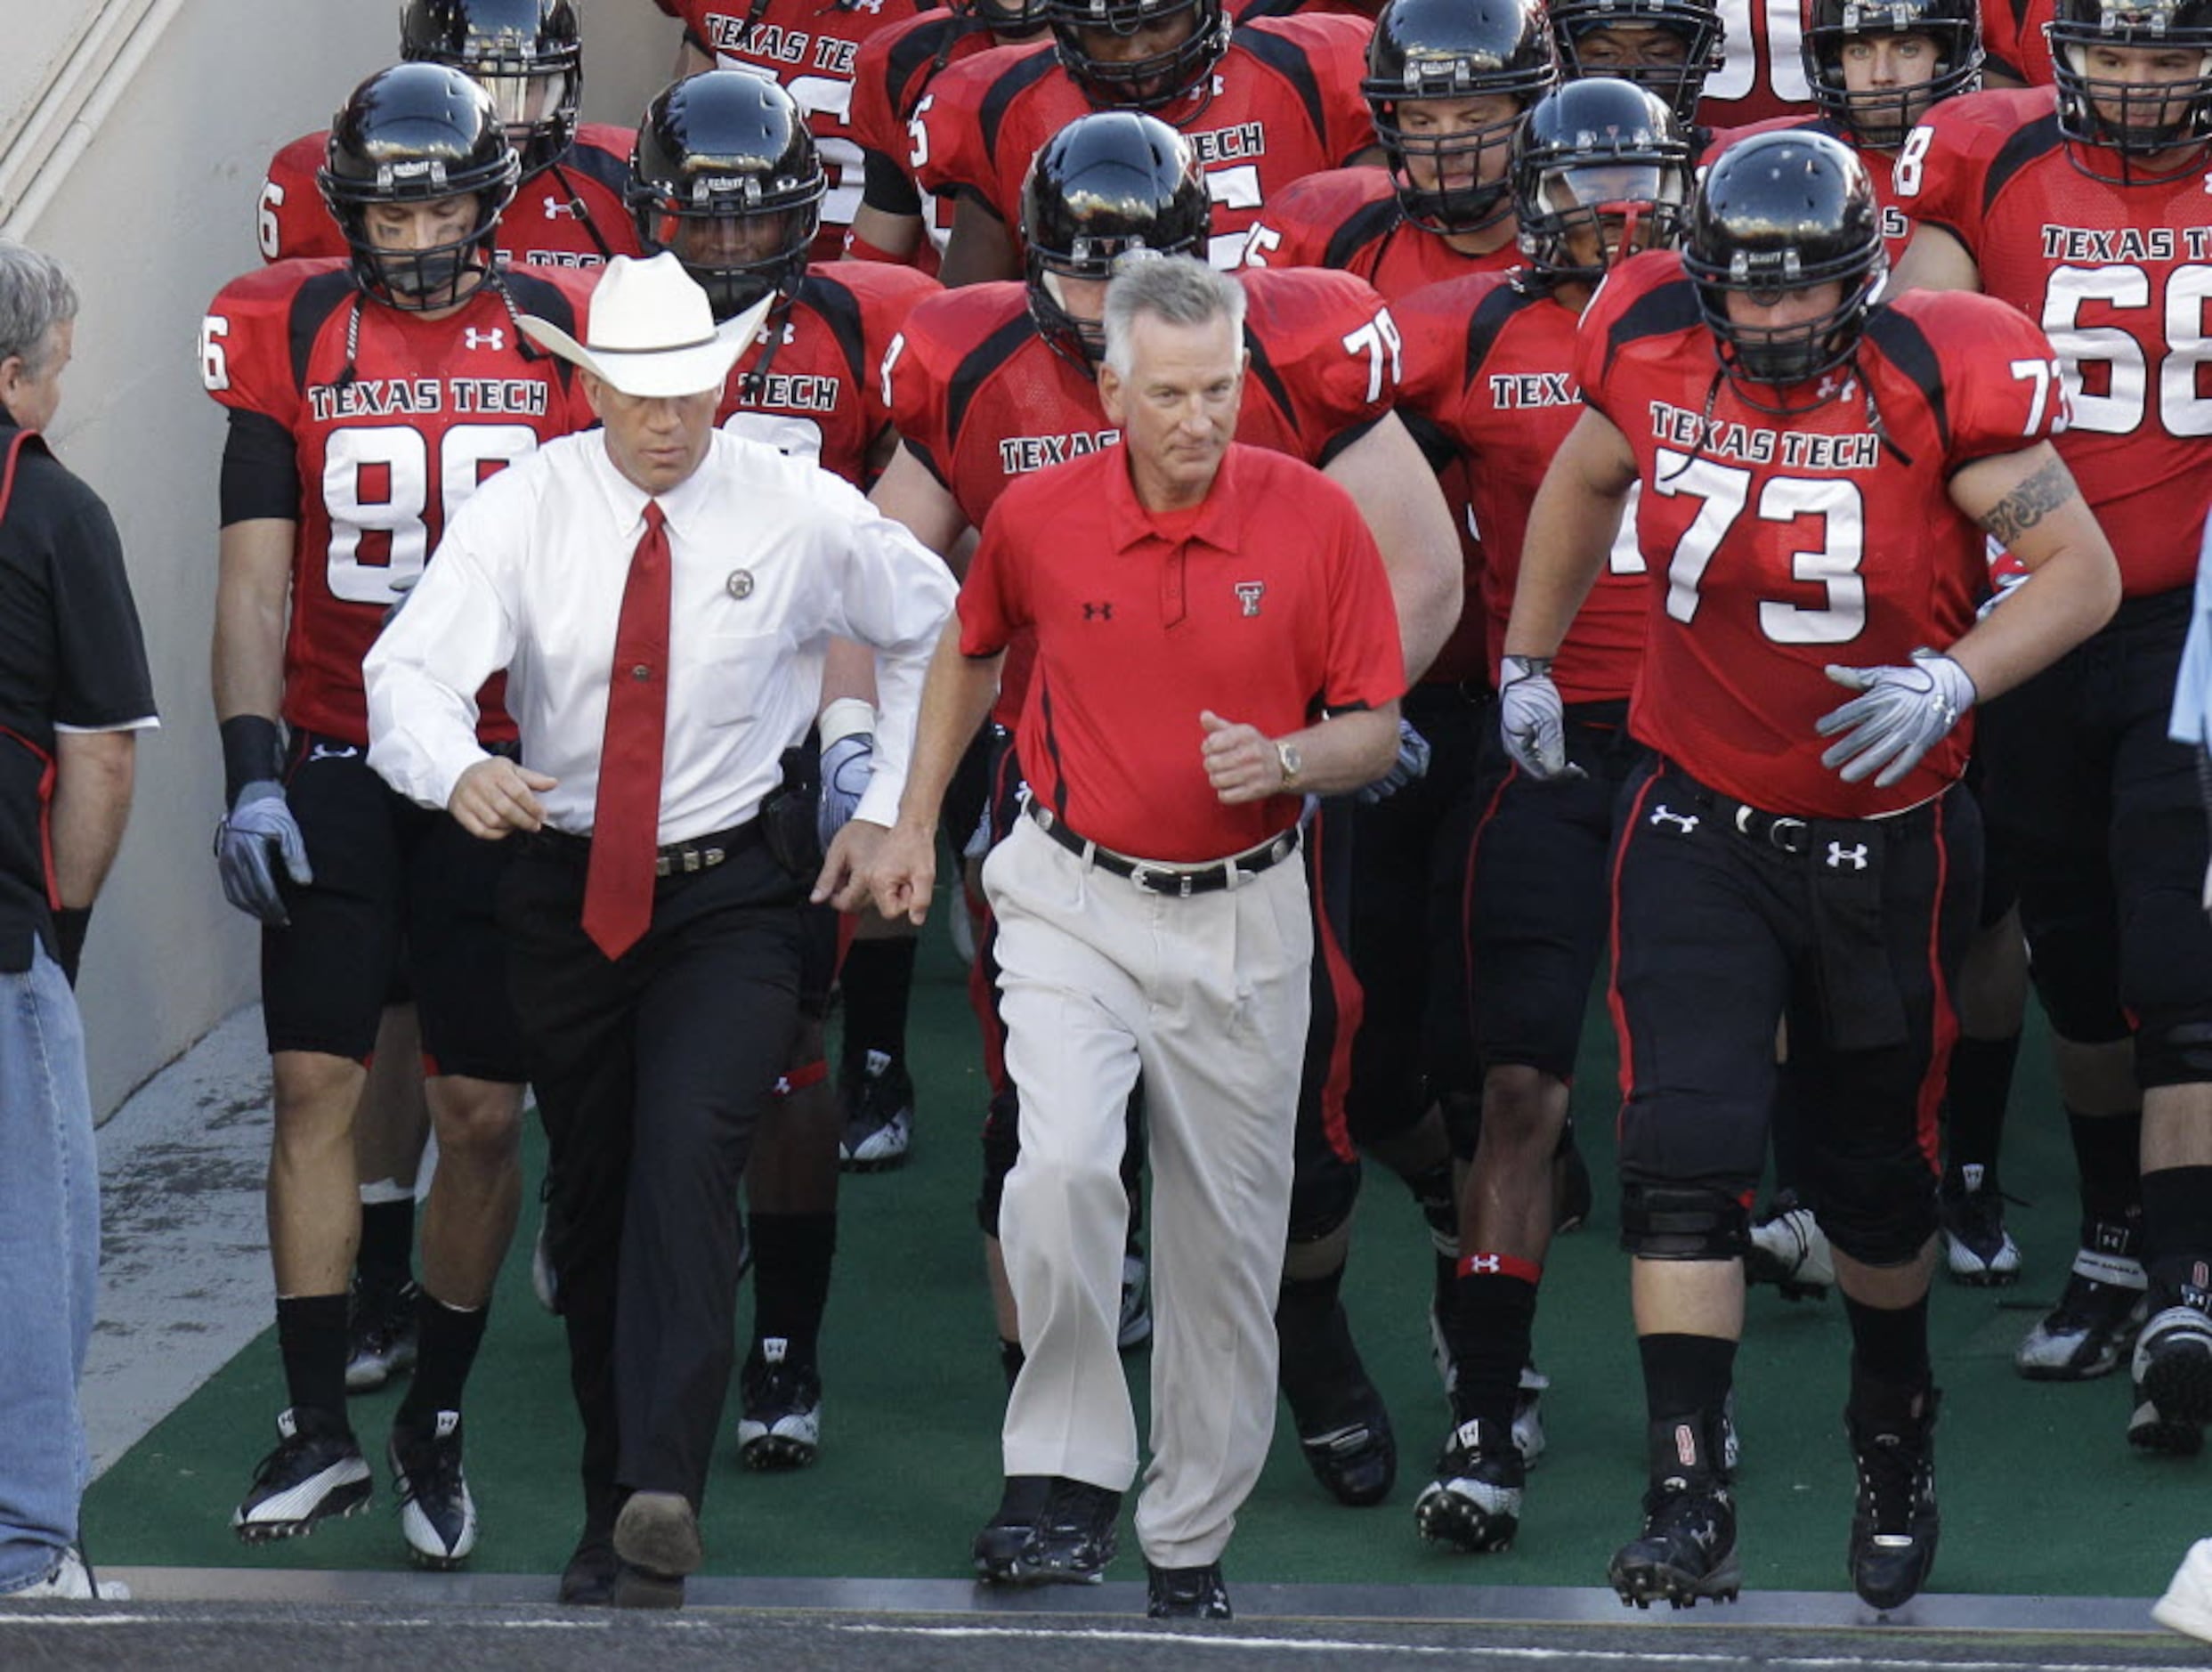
[0,945,97,1592]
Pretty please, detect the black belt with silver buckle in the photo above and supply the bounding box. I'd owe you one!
[1716,794,1811,855]
[1025,801,1299,896]
[535,818,762,876]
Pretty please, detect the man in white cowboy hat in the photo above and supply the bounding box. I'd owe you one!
[364,251,955,1608]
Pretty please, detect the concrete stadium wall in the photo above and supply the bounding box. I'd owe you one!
[4,1,688,1116]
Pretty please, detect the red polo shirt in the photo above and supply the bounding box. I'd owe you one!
[960,442,1405,863]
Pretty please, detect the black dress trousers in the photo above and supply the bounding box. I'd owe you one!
[498,828,803,1523]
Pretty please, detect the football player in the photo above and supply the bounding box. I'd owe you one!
[846,0,1053,271]
[259,0,644,270]
[625,69,940,1476]
[659,0,936,264]
[1244,0,1558,288]
[912,0,1378,281]
[1391,75,1692,1554]
[1505,129,2117,1606]
[1550,0,1726,126]
[871,110,1460,1516]
[1893,0,2212,1446]
[204,63,596,1571]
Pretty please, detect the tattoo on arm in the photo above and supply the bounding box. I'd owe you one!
[1978,459,2076,548]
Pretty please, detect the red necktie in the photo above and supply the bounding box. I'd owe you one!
[581,500,671,960]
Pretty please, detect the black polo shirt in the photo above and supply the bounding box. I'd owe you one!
[0,415,157,972]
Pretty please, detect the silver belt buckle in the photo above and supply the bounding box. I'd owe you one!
[1770,816,1808,854]
[1126,863,1155,894]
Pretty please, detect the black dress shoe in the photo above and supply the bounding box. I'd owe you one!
[1147,1560,1232,1619]
[558,1530,619,1606]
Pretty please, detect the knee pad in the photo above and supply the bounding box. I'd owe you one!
[1617,1183,1748,1261]
[1440,1088,1483,1165]
[2135,1012,2212,1090]
[1810,1148,1937,1267]
[975,1089,1022,1237]
[1288,1151,1363,1245]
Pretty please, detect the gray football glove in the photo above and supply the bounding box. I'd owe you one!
[216,781,312,925]
[1357,718,1432,805]
[1498,654,1585,782]
[1816,651,1977,788]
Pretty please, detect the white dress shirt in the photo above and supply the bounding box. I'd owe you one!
[365,429,955,842]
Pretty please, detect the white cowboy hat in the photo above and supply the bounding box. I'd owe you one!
[518,252,772,398]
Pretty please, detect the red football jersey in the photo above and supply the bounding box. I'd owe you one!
[1697,0,1818,128]
[1703,115,1916,265]
[1242,166,1519,296]
[662,0,937,263]
[256,126,645,272]
[1398,272,1644,702]
[717,262,939,485]
[847,9,1005,269]
[887,265,1400,718]
[1897,86,2211,595]
[1982,0,2055,87]
[912,15,1376,269]
[200,263,596,743]
[1577,251,2063,816]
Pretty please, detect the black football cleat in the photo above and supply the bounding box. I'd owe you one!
[1147,1560,1232,1619]
[973,1474,1121,1585]
[1609,1413,1739,1610]
[1846,1388,1941,1612]
[233,1407,373,1542]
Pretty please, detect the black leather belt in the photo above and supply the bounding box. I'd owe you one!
[534,818,762,876]
[1662,760,1939,855]
[1025,800,1299,897]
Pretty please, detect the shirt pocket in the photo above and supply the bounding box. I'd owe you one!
[694,630,789,729]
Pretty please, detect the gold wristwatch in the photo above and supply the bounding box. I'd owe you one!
[1276,739,1304,791]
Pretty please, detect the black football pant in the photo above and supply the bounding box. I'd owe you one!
[498,829,801,1528]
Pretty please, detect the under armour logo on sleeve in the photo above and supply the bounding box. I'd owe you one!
[1082,601,1114,621]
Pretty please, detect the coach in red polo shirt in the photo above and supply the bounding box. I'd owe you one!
[855,256,1403,1620]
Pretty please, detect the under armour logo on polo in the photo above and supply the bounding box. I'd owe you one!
[1082,601,1113,621]
[463,328,505,351]
[1649,804,1698,834]
[1235,582,1265,617]
[1827,841,1869,870]
[544,195,579,220]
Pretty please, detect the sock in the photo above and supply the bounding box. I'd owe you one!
[1275,1262,1365,1422]
[2068,1108,2144,1254]
[839,938,918,1067]
[2141,1165,2212,1303]
[1448,1264,1540,1429]
[1843,1289,1932,1391]
[1000,1337,1025,1389]
[1943,1033,2020,1179]
[276,1293,351,1422]
[1638,1334,1737,1483]
[356,1197,417,1293]
[397,1292,489,1429]
[749,1212,838,1368]
[1638,1332,1738,1426]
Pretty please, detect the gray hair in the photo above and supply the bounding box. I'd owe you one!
[1100,256,1247,380]
[0,242,78,377]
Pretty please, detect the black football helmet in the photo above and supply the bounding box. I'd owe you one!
[1803,0,1981,150]
[1363,0,1560,235]
[1512,77,1689,286]
[1550,0,1726,126]
[628,73,827,323]
[1019,110,1210,368]
[401,0,582,180]
[1044,0,1231,110]
[952,0,1054,30]
[320,62,520,312]
[2048,0,2212,172]
[1682,130,1885,400]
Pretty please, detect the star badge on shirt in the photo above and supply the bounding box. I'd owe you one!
[726,570,755,600]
